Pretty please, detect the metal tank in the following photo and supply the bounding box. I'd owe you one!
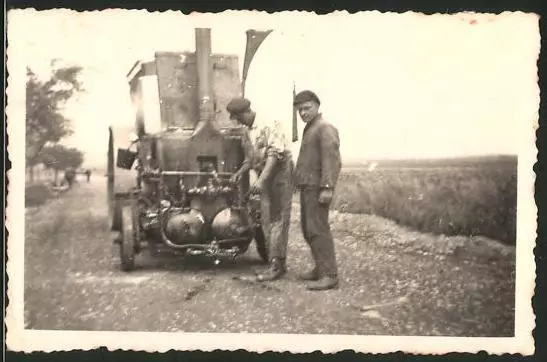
[107,28,272,271]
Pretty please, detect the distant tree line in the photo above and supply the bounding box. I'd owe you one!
[26,62,85,184]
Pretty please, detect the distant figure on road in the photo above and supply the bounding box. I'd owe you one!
[85,169,92,182]
[293,90,342,291]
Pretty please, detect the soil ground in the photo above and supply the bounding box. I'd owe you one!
[23,176,515,336]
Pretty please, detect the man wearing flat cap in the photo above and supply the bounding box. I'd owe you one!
[293,90,342,291]
[226,97,294,282]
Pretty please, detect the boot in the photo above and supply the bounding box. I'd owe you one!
[297,267,319,281]
[306,276,339,291]
[256,257,286,282]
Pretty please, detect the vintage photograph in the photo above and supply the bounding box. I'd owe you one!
[6,9,539,354]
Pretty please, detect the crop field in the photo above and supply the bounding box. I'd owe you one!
[331,156,518,245]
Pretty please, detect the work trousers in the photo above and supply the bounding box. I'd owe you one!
[300,187,338,278]
[260,158,294,260]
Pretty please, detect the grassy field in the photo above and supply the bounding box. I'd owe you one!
[332,155,518,245]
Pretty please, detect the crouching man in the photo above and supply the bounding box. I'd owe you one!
[226,98,294,282]
[293,90,342,291]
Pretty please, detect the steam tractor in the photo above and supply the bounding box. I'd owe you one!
[107,28,273,271]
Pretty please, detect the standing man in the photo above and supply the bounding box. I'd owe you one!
[226,98,294,282]
[293,90,342,291]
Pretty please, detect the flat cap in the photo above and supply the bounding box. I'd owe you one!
[293,90,320,106]
[226,98,251,117]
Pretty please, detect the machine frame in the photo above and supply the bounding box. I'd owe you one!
[107,28,272,271]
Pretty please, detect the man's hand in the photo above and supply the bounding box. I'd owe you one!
[318,189,334,205]
[230,171,242,184]
[250,178,266,194]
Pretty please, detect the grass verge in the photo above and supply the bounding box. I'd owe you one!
[25,184,55,207]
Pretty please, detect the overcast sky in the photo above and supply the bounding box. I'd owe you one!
[8,10,540,167]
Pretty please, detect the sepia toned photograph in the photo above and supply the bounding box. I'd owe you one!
[5,9,539,355]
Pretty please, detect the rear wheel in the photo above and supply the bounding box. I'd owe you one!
[254,226,269,264]
[120,203,138,271]
[107,126,115,223]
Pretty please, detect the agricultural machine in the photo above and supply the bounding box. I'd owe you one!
[107,28,273,271]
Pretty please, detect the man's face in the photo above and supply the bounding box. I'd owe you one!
[296,101,320,123]
[233,109,256,127]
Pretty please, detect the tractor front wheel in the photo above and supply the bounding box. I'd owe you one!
[254,226,269,264]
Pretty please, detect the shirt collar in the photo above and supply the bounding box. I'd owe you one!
[304,113,322,129]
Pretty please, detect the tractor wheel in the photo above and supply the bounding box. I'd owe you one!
[107,126,115,222]
[254,226,269,264]
[119,203,137,271]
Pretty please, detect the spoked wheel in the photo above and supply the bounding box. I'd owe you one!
[120,202,138,271]
[254,226,269,264]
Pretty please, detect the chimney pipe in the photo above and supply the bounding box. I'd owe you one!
[195,28,214,127]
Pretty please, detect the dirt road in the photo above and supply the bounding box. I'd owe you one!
[24,176,516,336]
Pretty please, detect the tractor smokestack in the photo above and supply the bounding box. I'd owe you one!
[195,28,214,129]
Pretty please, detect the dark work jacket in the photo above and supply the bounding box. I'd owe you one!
[294,115,342,189]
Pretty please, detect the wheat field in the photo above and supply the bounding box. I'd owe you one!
[331,156,518,245]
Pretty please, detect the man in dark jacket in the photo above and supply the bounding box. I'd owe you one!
[294,90,342,291]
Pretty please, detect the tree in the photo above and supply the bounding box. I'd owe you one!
[39,144,84,183]
[26,63,83,180]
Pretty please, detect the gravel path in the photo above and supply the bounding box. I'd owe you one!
[24,177,515,336]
